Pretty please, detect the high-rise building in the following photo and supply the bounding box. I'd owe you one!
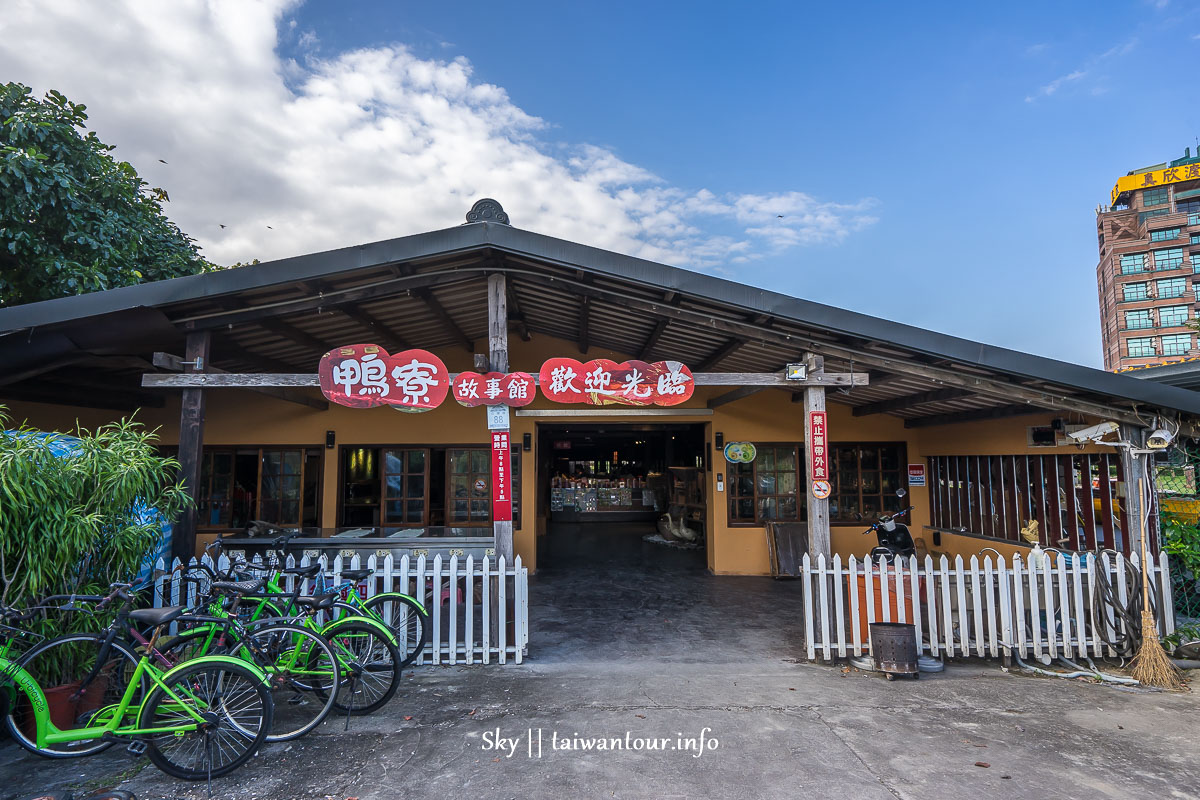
[1097,149,1200,371]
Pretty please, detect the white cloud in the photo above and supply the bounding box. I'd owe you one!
[0,0,877,271]
[1025,69,1086,102]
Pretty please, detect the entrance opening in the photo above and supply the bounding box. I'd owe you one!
[536,423,708,568]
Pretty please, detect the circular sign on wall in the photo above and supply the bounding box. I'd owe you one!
[723,442,757,463]
[811,480,832,500]
[473,478,488,495]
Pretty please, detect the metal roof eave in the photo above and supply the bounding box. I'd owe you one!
[2,221,1200,418]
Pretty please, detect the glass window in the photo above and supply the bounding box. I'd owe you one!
[1127,337,1155,357]
[1191,234,1200,245]
[1120,253,1147,274]
[1190,213,1200,227]
[728,444,804,524]
[1140,208,1170,224]
[447,448,491,526]
[383,449,428,525]
[830,444,906,522]
[1143,186,1169,207]
[1156,277,1187,298]
[1162,334,1192,356]
[1125,309,1153,329]
[1150,228,1180,242]
[1155,247,1185,270]
[1122,282,1149,302]
[1160,304,1190,327]
[1178,197,1200,215]
[200,447,319,529]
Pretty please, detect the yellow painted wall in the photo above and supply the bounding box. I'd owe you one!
[1,334,1114,576]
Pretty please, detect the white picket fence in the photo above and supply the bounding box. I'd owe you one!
[151,552,529,665]
[800,551,1175,663]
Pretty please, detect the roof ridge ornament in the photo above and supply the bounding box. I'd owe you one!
[465,198,510,226]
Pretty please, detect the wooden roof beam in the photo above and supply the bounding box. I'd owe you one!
[697,338,745,371]
[257,318,337,355]
[852,388,974,417]
[338,306,413,352]
[707,385,766,409]
[412,288,474,352]
[903,404,1044,428]
[152,352,327,411]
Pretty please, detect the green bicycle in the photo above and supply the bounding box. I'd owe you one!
[203,530,429,667]
[160,575,402,717]
[1,590,273,780]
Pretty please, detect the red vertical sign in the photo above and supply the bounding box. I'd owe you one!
[491,431,512,522]
[808,411,829,482]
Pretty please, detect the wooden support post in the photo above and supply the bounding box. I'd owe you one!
[174,330,210,560]
[804,352,831,560]
[1119,424,1151,555]
[488,273,514,563]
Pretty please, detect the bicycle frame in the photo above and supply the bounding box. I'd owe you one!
[2,651,268,750]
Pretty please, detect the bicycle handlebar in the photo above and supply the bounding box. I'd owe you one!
[861,505,915,535]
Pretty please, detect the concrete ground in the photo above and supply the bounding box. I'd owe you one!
[3,523,1199,800]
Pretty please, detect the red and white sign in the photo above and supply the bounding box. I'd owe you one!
[491,431,512,522]
[452,371,536,407]
[538,358,693,406]
[907,463,926,487]
[318,344,449,412]
[808,410,829,487]
[811,480,832,500]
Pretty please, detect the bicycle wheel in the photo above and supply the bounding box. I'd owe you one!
[321,620,401,715]
[4,633,145,758]
[241,620,340,741]
[139,660,272,780]
[363,593,429,667]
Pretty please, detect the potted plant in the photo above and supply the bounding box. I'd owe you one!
[0,407,190,727]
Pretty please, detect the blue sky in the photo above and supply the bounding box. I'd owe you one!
[4,0,1200,367]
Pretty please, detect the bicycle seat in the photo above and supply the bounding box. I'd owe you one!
[339,568,373,581]
[129,605,186,627]
[283,564,321,578]
[212,578,265,595]
[293,592,338,611]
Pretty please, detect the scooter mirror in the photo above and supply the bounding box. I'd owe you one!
[896,487,907,498]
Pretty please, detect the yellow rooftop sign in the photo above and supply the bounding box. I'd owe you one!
[1111,163,1200,205]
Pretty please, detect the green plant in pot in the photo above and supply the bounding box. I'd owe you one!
[0,406,190,723]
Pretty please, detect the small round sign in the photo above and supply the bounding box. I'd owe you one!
[811,480,832,499]
[473,478,488,495]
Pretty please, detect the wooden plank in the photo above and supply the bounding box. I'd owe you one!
[804,353,831,560]
[851,388,972,417]
[696,339,744,371]
[848,557,862,656]
[984,555,999,658]
[140,370,870,388]
[338,306,413,352]
[818,554,831,661]
[489,273,514,563]
[1098,453,1116,551]
[577,296,590,354]
[174,331,209,560]
[924,555,939,657]
[152,352,327,410]
[833,554,847,659]
[802,554,816,660]
[970,556,985,656]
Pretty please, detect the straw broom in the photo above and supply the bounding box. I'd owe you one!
[1129,476,1183,689]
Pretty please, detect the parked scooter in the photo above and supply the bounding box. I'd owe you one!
[862,505,916,561]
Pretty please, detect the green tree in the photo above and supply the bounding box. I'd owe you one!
[0,82,212,306]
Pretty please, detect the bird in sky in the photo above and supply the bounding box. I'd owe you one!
[158,159,167,164]
[219,224,226,229]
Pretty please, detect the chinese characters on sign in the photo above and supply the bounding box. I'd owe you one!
[492,431,512,522]
[808,410,829,495]
[1111,162,1200,204]
[452,371,536,407]
[318,344,449,411]
[538,358,694,406]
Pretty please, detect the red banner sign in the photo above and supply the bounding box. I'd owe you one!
[452,371,536,407]
[318,344,449,412]
[538,358,693,406]
[808,410,829,485]
[492,431,512,522]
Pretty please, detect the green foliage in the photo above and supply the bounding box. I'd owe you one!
[0,82,213,306]
[0,406,191,621]
[1162,510,1200,622]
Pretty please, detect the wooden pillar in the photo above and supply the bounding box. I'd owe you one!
[804,352,831,559]
[1118,424,1152,555]
[174,330,210,560]
[488,273,514,562]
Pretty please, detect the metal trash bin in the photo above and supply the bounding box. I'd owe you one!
[869,622,919,680]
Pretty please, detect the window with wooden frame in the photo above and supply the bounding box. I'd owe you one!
[197,447,321,530]
[830,443,906,523]
[927,454,1141,555]
[384,449,429,525]
[727,444,804,525]
[447,448,491,526]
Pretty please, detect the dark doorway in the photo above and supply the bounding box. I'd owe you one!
[536,423,708,568]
